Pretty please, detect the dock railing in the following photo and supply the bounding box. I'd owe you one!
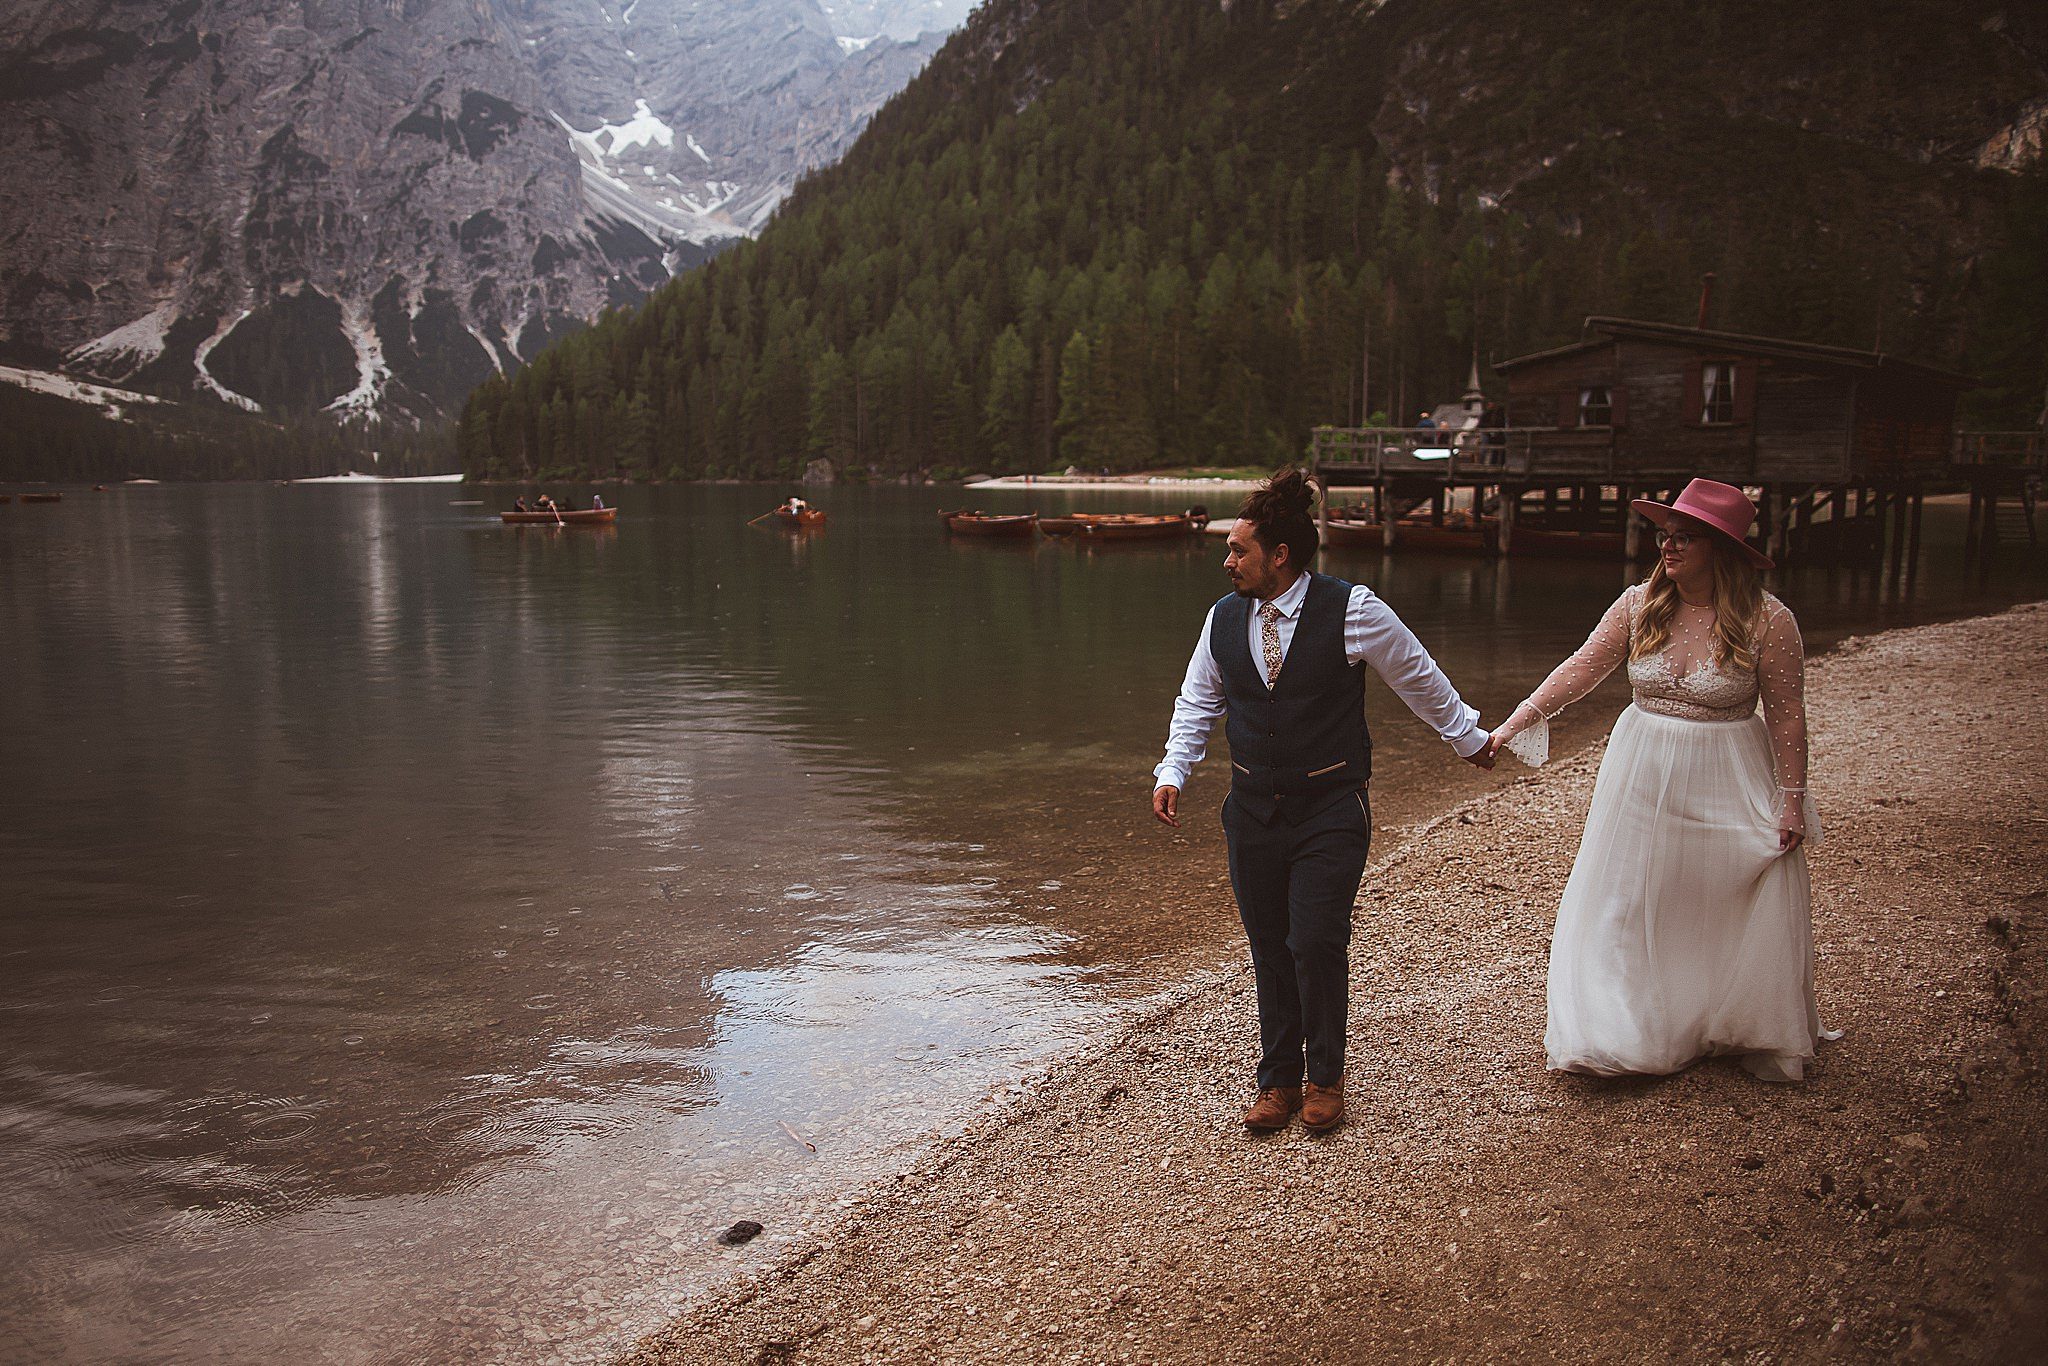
[1310,425,1550,480]
[1953,431,2046,473]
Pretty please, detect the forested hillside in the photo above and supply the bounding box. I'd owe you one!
[459,0,2048,483]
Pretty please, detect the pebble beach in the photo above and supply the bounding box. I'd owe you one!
[625,603,2048,1364]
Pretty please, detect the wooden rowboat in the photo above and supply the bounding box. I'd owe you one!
[942,509,1038,537]
[499,507,616,526]
[1323,514,1497,555]
[773,507,828,528]
[1321,518,1382,550]
[1037,512,1198,541]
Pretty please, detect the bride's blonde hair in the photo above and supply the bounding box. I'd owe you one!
[1630,526,1763,671]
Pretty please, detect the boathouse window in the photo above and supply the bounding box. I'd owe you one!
[1700,362,1736,424]
[1579,386,1613,426]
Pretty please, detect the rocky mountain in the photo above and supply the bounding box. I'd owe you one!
[0,0,971,429]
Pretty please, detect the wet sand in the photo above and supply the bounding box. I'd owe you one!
[625,602,2048,1363]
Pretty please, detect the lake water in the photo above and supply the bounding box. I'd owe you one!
[3,482,2042,1361]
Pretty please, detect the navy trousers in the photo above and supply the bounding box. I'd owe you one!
[1223,787,1371,1089]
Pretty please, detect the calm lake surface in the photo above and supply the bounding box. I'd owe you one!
[3,482,2043,1361]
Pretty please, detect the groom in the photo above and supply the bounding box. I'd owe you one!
[1152,468,1493,1134]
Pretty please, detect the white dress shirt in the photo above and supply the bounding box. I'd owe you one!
[1153,571,1488,791]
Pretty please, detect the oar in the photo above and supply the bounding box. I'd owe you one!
[746,510,777,525]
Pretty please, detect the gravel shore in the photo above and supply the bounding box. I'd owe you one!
[625,604,2048,1364]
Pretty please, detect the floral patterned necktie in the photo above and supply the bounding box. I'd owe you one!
[1259,602,1284,688]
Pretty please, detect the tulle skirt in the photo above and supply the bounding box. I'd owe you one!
[1546,705,1825,1082]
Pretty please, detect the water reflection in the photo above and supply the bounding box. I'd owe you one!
[1,484,2042,1360]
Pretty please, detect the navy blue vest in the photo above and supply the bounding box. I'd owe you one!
[1210,572,1373,826]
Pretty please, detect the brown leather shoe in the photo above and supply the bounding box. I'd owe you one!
[1301,1079,1345,1133]
[1241,1086,1302,1132]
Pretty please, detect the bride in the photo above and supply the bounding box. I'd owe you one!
[1488,479,1828,1081]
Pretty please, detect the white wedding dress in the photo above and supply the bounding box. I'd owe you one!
[1502,584,1829,1081]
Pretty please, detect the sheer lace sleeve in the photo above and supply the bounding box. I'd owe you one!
[1757,596,1817,843]
[1493,586,1635,766]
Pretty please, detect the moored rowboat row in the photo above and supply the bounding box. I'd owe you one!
[1038,512,1207,540]
[942,508,1212,541]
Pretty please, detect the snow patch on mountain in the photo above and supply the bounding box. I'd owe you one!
[567,100,677,158]
[325,308,393,418]
[192,313,262,413]
[68,305,177,381]
[0,364,166,421]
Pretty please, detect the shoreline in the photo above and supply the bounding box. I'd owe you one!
[624,602,2048,1362]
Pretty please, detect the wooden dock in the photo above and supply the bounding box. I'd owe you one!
[1310,424,2042,575]
[1307,318,2042,577]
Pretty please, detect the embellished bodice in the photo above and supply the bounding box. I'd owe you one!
[1500,581,1811,803]
[1627,649,1760,722]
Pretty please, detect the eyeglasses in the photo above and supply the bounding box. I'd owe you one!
[1653,530,1698,550]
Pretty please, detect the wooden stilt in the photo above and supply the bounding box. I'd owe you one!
[1905,488,1924,583]
[1621,485,1641,562]
[1978,487,1999,583]
[1767,487,1790,567]
[1887,487,1908,580]
[1498,485,1517,557]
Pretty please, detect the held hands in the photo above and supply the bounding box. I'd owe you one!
[1152,785,1181,828]
[1462,732,1496,770]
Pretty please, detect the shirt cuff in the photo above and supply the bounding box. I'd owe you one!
[1153,764,1188,792]
[1444,710,1488,758]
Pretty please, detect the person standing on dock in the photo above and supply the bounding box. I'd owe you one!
[1151,467,1495,1135]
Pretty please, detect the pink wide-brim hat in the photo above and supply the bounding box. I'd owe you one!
[1631,478,1773,569]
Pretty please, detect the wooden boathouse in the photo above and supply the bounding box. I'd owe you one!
[1309,317,2028,573]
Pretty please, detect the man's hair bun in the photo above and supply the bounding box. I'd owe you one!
[1264,465,1316,517]
[1236,465,1321,568]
